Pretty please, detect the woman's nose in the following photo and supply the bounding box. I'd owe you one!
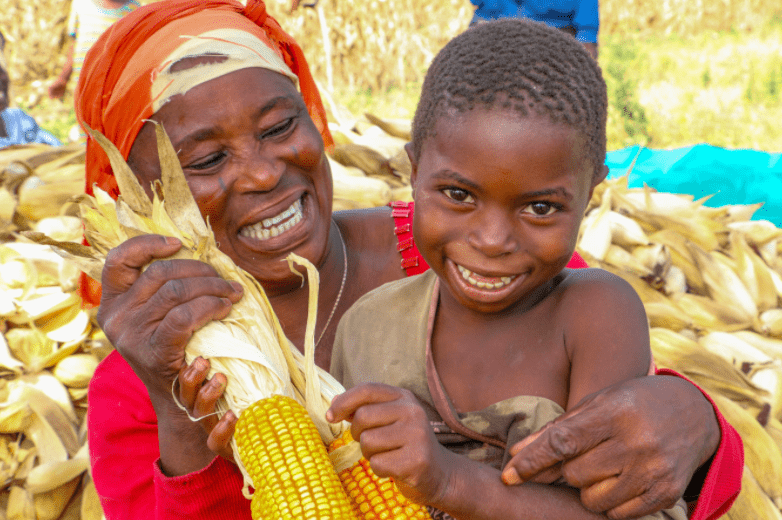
[233,152,285,193]
[467,211,520,257]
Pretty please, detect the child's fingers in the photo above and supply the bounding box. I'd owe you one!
[326,383,405,423]
[354,422,408,460]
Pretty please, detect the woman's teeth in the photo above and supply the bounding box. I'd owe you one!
[239,199,303,240]
[457,265,515,289]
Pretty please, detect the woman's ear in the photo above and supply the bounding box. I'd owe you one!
[405,142,418,193]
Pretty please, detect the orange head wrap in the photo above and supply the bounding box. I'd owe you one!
[75,0,333,306]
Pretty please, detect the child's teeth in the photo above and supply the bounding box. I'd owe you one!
[456,264,516,289]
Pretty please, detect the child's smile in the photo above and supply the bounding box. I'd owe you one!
[449,260,525,305]
[409,107,604,314]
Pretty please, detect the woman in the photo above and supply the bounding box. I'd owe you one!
[78,1,741,519]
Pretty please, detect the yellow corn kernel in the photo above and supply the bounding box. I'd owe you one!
[328,431,432,520]
[234,395,357,520]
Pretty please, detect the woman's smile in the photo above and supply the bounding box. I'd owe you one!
[239,197,303,241]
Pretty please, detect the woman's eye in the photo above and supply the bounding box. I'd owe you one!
[443,188,475,204]
[260,118,294,139]
[523,202,558,216]
[187,152,226,171]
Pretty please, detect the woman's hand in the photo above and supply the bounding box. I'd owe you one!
[96,234,244,475]
[176,357,237,461]
[501,375,720,519]
[97,234,243,401]
[327,383,454,506]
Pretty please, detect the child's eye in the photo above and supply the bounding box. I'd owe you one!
[443,187,475,204]
[186,152,227,172]
[260,118,295,140]
[522,202,559,216]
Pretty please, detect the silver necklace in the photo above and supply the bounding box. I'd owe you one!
[315,223,348,348]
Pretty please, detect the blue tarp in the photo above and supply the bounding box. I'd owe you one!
[605,144,782,227]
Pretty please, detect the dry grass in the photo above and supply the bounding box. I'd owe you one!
[5,0,782,100]
[2,0,781,150]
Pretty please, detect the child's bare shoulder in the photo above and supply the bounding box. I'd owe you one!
[555,267,645,318]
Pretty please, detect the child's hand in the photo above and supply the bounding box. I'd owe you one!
[326,383,453,506]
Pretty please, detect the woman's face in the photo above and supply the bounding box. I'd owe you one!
[127,67,333,295]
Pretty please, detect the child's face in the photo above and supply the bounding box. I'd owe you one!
[409,108,606,314]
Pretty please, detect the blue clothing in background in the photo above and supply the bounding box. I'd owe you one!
[469,0,599,43]
[0,108,61,148]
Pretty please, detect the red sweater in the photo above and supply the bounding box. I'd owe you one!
[88,202,742,519]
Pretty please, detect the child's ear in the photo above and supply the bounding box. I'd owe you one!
[404,142,418,192]
[588,164,609,198]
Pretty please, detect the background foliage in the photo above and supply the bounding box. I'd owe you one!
[1,0,781,151]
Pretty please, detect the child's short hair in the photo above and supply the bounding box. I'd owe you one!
[411,19,607,178]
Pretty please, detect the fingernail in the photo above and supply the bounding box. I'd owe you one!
[164,237,181,246]
[502,469,521,486]
[229,281,244,293]
[221,298,232,306]
[325,409,334,422]
[193,357,207,371]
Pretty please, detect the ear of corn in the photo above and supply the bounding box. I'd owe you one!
[235,395,356,519]
[328,430,432,520]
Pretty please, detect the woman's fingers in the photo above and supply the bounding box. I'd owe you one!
[149,292,235,348]
[178,359,235,461]
[207,410,237,461]
[177,357,211,412]
[502,398,610,485]
[503,376,718,519]
[100,235,183,294]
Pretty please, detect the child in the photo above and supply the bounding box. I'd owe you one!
[48,0,140,100]
[327,19,687,520]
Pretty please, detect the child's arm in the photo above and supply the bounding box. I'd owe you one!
[562,269,652,411]
[502,269,659,498]
[328,383,615,520]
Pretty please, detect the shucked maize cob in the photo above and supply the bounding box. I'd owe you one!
[235,395,356,519]
[328,431,432,520]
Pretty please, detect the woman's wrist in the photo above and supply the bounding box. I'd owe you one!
[152,394,216,477]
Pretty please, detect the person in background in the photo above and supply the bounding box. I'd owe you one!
[0,31,61,148]
[469,0,599,58]
[48,0,140,100]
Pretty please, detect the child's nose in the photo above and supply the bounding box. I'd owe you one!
[468,211,520,257]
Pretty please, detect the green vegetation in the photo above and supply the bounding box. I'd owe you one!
[13,2,782,153]
[334,20,782,153]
